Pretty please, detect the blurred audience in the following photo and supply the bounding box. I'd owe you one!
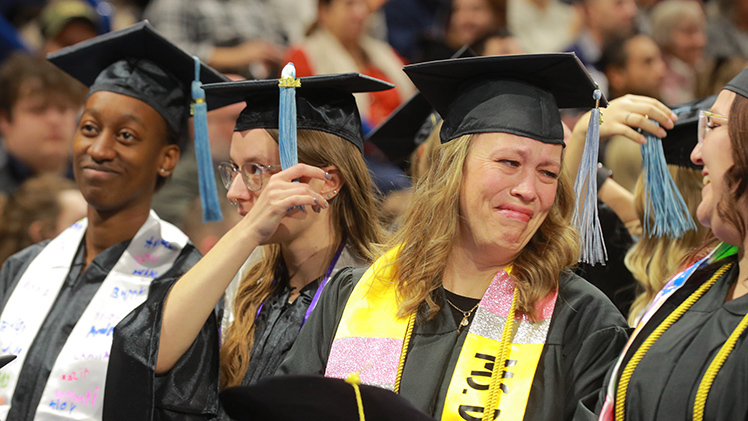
[507,0,579,53]
[470,27,524,55]
[705,0,748,59]
[650,0,707,105]
[179,195,242,255]
[601,33,666,101]
[418,0,506,61]
[566,0,638,95]
[382,0,451,61]
[0,52,86,195]
[285,0,415,127]
[144,0,287,78]
[0,175,86,266]
[38,0,100,55]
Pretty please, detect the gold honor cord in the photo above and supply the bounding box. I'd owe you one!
[346,373,366,421]
[614,263,733,421]
[394,312,416,394]
[693,307,748,420]
[483,287,519,421]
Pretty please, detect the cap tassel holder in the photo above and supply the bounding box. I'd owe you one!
[640,118,696,238]
[191,56,223,222]
[572,89,607,265]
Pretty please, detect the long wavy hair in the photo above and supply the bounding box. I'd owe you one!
[716,93,748,241]
[219,129,385,388]
[385,134,579,321]
[626,165,716,325]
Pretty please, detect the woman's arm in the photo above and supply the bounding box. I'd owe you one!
[155,163,330,374]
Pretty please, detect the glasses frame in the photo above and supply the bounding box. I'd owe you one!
[698,110,728,144]
[218,162,282,192]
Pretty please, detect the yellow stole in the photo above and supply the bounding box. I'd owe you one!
[325,248,557,420]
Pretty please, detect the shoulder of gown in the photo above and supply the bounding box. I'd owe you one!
[103,244,222,421]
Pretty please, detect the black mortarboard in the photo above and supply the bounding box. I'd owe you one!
[220,375,434,421]
[366,46,476,167]
[0,355,16,370]
[663,95,717,169]
[46,20,232,134]
[203,73,394,153]
[403,53,606,144]
[726,68,748,99]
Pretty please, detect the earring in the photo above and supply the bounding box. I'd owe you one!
[327,189,337,199]
[160,168,166,175]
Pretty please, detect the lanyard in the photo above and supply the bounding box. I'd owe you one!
[255,238,346,328]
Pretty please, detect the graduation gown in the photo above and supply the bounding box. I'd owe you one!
[609,259,748,420]
[278,267,630,420]
[0,238,201,421]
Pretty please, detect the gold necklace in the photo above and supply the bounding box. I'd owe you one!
[446,297,480,331]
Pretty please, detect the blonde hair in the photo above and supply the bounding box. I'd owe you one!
[626,165,715,325]
[650,0,705,51]
[219,129,385,388]
[387,134,579,320]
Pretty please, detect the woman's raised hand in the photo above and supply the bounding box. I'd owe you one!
[242,163,331,244]
[598,94,678,144]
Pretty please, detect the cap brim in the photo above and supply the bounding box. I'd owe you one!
[220,375,434,421]
[403,53,607,119]
[0,355,17,370]
[46,20,236,111]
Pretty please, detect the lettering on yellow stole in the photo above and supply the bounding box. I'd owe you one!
[442,338,545,421]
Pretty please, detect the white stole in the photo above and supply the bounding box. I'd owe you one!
[0,210,187,420]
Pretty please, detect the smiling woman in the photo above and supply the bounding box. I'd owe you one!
[600,68,748,421]
[278,54,629,421]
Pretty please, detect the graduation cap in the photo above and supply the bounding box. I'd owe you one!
[366,46,476,168]
[46,20,233,133]
[46,20,234,222]
[203,72,395,153]
[725,67,748,99]
[403,53,606,145]
[662,95,717,169]
[0,355,16,370]
[220,375,434,421]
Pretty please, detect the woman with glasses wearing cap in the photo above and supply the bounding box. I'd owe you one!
[0,22,230,421]
[141,71,390,419]
[279,54,629,420]
[597,69,748,421]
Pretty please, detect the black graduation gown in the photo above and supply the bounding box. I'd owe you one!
[611,259,748,420]
[278,267,630,420]
[0,238,201,421]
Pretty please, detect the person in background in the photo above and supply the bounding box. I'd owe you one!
[418,0,506,61]
[650,0,707,106]
[143,0,286,78]
[565,0,638,96]
[0,22,229,420]
[705,0,748,60]
[0,175,86,267]
[0,52,86,196]
[285,0,415,127]
[507,0,579,53]
[38,0,101,55]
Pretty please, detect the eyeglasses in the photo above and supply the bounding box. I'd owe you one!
[217,162,281,191]
[698,110,728,144]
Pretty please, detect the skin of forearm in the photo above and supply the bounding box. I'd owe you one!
[155,218,263,374]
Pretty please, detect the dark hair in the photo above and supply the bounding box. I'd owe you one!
[599,33,637,72]
[717,93,748,240]
[0,52,87,118]
[469,28,515,55]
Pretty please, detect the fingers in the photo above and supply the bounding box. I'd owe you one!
[605,95,678,141]
[271,163,331,183]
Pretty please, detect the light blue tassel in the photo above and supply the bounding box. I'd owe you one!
[640,120,696,238]
[572,89,607,265]
[278,62,299,170]
[191,56,223,222]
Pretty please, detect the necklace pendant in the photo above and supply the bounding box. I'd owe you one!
[460,316,469,327]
